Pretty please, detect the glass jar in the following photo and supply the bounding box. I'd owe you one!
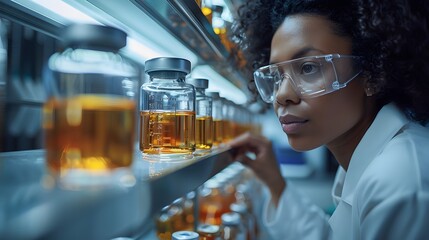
[201,0,213,25]
[186,78,213,152]
[199,179,229,225]
[230,202,257,240]
[197,224,221,240]
[183,191,196,230]
[172,231,199,240]
[43,24,138,182]
[213,172,236,211]
[140,57,196,161]
[156,205,175,240]
[221,97,234,143]
[220,212,246,240]
[206,92,223,146]
[212,5,231,52]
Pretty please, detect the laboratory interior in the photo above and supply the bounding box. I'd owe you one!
[3,0,427,240]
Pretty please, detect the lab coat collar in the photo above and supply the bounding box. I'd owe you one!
[340,103,410,204]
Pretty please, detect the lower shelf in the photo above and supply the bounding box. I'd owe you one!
[0,147,233,239]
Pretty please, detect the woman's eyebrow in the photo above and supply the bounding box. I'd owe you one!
[269,47,320,64]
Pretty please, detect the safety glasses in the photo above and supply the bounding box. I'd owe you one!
[253,54,362,103]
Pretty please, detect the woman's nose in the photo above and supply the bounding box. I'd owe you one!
[274,75,301,105]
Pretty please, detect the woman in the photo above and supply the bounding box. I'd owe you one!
[229,0,429,239]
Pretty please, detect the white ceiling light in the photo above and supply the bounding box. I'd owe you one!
[11,0,198,65]
[12,0,101,25]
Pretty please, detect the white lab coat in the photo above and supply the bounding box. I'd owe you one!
[263,103,429,240]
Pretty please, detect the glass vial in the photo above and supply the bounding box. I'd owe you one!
[172,231,199,240]
[201,0,213,25]
[43,24,137,180]
[199,179,229,225]
[230,202,257,240]
[212,5,231,52]
[220,212,246,240]
[221,97,233,143]
[186,78,213,152]
[183,191,196,230]
[197,224,221,240]
[140,57,196,161]
[206,92,223,146]
[156,205,175,240]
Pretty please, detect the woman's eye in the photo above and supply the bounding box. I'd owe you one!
[300,62,319,75]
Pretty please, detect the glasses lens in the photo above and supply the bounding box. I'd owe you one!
[254,69,278,103]
[289,58,327,96]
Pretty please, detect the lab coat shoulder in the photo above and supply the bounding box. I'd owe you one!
[353,122,429,239]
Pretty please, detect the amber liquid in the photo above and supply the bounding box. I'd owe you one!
[199,201,230,226]
[43,95,136,172]
[230,121,240,138]
[196,116,213,150]
[202,7,213,25]
[213,119,223,146]
[199,189,230,225]
[140,110,196,156]
[222,119,233,143]
[197,224,221,240]
[214,27,232,53]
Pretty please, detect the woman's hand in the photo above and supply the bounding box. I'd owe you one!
[228,132,286,207]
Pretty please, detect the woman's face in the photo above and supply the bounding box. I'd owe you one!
[272,15,373,151]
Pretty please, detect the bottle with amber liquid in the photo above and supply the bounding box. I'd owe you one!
[230,202,257,240]
[172,231,199,240]
[43,24,138,183]
[201,0,213,25]
[220,97,234,142]
[197,224,221,240]
[183,191,196,230]
[206,92,223,147]
[199,179,229,225]
[220,212,246,240]
[212,5,232,53]
[140,57,196,161]
[156,205,175,240]
[186,78,213,152]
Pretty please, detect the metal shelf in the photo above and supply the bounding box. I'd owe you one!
[130,0,254,101]
[0,147,233,239]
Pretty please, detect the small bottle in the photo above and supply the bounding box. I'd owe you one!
[171,198,186,232]
[197,224,221,240]
[212,5,231,52]
[220,97,233,143]
[183,191,196,230]
[206,92,223,146]
[220,212,246,240]
[156,205,175,240]
[213,172,236,210]
[172,231,199,240]
[44,24,138,180]
[230,202,257,240]
[186,78,213,152]
[199,179,228,225]
[201,0,213,25]
[140,57,196,161]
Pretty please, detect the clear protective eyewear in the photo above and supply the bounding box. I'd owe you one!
[253,54,362,103]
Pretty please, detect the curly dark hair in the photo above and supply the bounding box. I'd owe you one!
[231,0,429,124]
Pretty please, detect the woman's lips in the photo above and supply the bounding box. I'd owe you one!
[279,115,308,134]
